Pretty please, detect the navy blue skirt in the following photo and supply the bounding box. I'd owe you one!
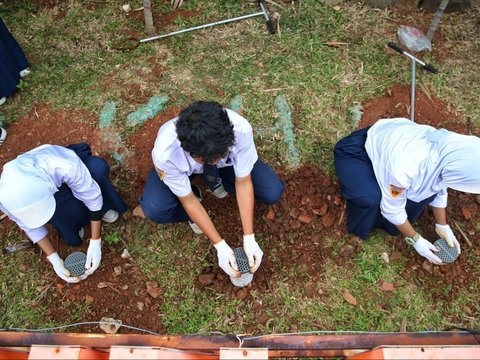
[0,17,29,98]
[333,127,435,239]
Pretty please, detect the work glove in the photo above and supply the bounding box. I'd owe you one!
[214,240,240,278]
[407,233,443,265]
[47,252,80,283]
[85,238,102,276]
[171,0,184,9]
[243,234,263,273]
[435,224,461,254]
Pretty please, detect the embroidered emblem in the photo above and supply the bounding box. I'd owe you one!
[155,166,165,180]
[389,184,405,198]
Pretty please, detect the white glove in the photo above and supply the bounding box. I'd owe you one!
[214,240,239,277]
[243,234,263,273]
[410,234,443,265]
[85,238,102,276]
[47,252,80,283]
[435,224,461,254]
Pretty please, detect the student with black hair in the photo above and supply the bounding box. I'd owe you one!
[134,101,285,278]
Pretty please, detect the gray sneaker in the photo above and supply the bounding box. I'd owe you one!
[102,210,119,223]
[212,184,228,199]
[188,221,204,235]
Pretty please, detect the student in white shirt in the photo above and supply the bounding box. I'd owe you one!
[134,101,284,278]
[0,144,127,282]
[334,118,479,264]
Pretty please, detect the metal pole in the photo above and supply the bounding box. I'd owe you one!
[411,58,416,122]
[387,43,439,122]
[140,12,264,43]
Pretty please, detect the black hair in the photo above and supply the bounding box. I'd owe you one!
[176,101,235,163]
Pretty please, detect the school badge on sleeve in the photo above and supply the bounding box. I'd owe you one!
[155,166,166,180]
[389,184,405,198]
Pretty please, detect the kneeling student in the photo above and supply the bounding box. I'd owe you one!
[0,144,127,282]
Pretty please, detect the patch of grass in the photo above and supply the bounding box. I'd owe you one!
[0,230,50,328]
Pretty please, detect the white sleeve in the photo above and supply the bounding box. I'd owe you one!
[232,129,258,178]
[54,156,103,211]
[0,204,48,243]
[377,170,409,226]
[429,188,448,208]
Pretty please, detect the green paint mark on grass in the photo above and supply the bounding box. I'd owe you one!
[349,103,363,128]
[229,95,243,112]
[126,95,169,128]
[99,101,116,129]
[273,95,300,168]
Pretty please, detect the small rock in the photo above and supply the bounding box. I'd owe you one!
[381,252,390,263]
[137,302,144,311]
[298,214,312,224]
[147,286,163,299]
[114,266,122,276]
[121,249,131,259]
[85,295,94,303]
[144,297,152,305]
[56,283,65,289]
[266,208,275,221]
[123,263,133,270]
[236,288,248,300]
[122,4,131,12]
[198,273,215,285]
[99,317,122,334]
[121,285,129,290]
[317,288,324,295]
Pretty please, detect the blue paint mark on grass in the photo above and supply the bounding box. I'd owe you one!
[126,95,169,128]
[229,95,243,112]
[273,95,300,168]
[99,101,116,129]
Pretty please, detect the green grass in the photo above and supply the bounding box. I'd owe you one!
[0,0,479,335]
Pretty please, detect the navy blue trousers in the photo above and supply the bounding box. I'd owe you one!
[333,127,435,240]
[0,17,29,98]
[139,159,285,223]
[48,144,127,246]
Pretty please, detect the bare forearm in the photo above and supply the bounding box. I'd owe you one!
[180,194,222,244]
[396,220,416,238]
[431,206,447,225]
[37,236,55,256]
[236,176,254,235]
[90,220,101,239]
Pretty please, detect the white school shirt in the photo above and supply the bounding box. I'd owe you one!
[0,145,103,243]
[365,118,448,226]
[152,109,258,197]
